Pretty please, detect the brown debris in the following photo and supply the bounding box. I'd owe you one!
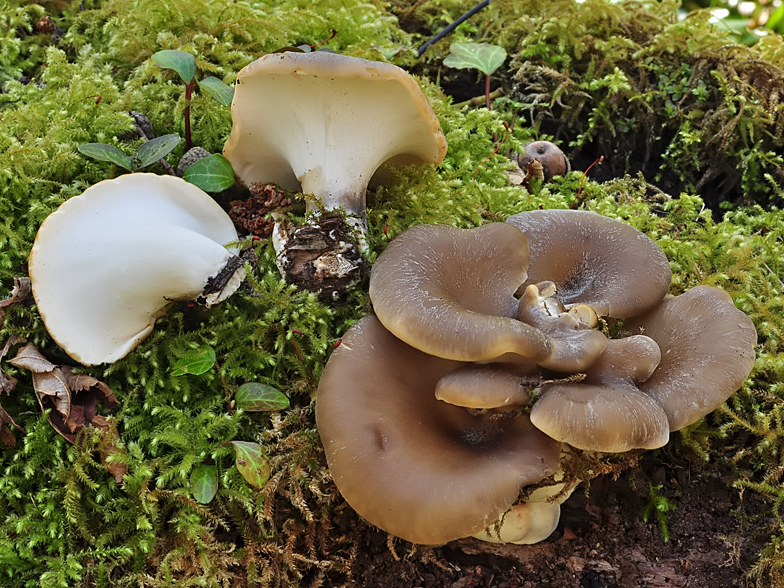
[0,277,32,328]
[8,343,125,480]
[230,183,292,237]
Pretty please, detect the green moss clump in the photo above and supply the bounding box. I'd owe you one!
[2,0,784,585]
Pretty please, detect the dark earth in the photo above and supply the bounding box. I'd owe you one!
[337,454,773,587]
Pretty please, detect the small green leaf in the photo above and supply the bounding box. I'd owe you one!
[230,441,270,488]
[135,134,181,169]
[77,143,133,171]
[151,50,197,84]
[443,42,507,77]
[197,76,234,106]
[182,154,236,192]
[171,345,216,376]
[191,464,218,504]
[235,383,290,412]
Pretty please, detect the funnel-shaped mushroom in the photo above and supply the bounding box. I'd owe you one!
[530,336,671,452]
[223,51,447,222]
[369,223,606,368]
[623,285,757,431]
[29,174,243,365]
[316,315,562,545]
[506,210,671,318]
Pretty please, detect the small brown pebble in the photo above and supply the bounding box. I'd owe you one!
[563,526,578,540]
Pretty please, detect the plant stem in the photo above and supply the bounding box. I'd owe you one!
[485,74,491,110]
[184,82,194,151]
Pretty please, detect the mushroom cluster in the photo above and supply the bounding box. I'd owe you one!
[316,209,757,546]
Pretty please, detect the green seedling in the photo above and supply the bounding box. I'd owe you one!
[172,345,287,502]
[443,42,507,109]
[191,464,219,504]
[77,134,181,172]
[150,50,235,150]
[182,153,237,193]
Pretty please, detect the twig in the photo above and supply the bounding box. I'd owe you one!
[454,87,505,108]
[417,0,494,57]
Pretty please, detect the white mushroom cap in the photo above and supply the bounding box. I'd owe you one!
[29,173,242,365]
[223,51,447,218]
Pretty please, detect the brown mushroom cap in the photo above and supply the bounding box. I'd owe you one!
[435,363,539,409]
[530,336,671,452]
[370,223,606,369]
[506,210,672,318]
[316,315,562,545]
[623,285,757,431]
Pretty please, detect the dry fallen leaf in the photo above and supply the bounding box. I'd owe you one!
[0,277,32,329]
[0,335,25,395]
[0,403,23,447]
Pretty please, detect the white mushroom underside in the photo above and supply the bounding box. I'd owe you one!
[224,53,446,215]
[30,174,241,365]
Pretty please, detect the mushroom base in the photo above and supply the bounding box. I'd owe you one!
[273,212,365,300]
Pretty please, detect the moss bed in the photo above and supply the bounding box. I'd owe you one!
[2,0,784,586]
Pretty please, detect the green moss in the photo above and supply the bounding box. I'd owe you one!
[2,0,784,585]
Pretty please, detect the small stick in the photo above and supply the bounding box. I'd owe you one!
[454,87,504,108]
[417,0,493,57]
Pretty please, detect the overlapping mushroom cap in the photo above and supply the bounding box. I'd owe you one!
[29,174,243,365]
[316,315,562,545]
[507,209,672,318]
[369,222,607,370]
[624,285,757,431]
[223,51,447,219]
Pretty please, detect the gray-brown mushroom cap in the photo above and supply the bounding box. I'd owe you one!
[316,315,562,545]
[623,285,757,431]
[530,335,671,452]
[369,223,606,369]
[506,210,672,318]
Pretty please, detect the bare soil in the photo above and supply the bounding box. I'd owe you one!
[338,454,773,587]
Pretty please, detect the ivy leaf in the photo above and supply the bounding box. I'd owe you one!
[235,383,290,412]
[151,50,197,84]
[230,441,270,488]
[443,42,507,77]
[191,464,218,504]
[171,345,216,376]
[197,76,234,106]
[135,134,181,169]
[182,154,236,192]
[77,143,133,171]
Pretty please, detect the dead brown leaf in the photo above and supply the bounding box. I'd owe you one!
[0,402,23,447]
[0,277,32,311]
[9,344,120,455]
[9,343,58,373]
[0,335,25,395]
